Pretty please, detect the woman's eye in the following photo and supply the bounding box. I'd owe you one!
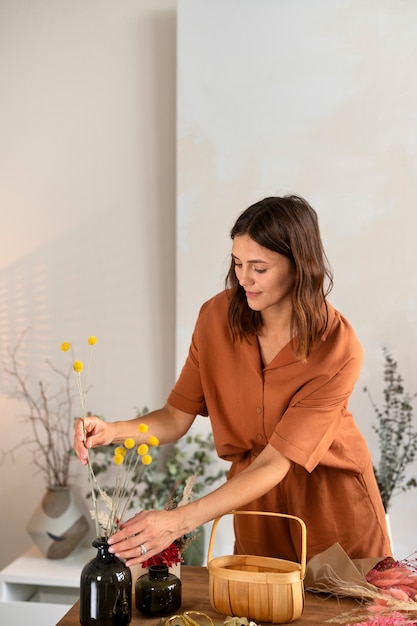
[234,262,242,268]
[255,268,267,274]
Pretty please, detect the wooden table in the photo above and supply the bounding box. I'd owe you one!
[56,565,360,625]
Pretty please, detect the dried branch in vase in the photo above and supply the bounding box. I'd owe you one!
[1,330,78,488]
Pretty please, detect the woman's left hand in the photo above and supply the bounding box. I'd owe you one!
[107,509,185,567]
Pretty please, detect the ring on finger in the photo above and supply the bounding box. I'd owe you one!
[140,543,147,556]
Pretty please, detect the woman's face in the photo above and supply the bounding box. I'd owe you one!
[232,234,296,315]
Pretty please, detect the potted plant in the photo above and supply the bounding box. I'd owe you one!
[364,347,417,513]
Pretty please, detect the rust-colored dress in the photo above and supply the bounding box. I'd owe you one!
[167,291,391,562]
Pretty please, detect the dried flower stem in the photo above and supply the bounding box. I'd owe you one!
[62,341,102,537]
[62,337,159,540]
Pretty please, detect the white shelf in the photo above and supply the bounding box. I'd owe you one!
[0,545,94,625]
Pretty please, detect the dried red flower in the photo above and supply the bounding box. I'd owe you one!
[142,541,183,569]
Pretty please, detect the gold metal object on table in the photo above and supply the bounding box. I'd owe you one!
[164,611,214,626]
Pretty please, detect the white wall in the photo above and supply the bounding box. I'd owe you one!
[0,0,177,569]
[177,0,417,559]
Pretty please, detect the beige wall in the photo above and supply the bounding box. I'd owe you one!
[177,0,417,559]
[0,0,177,569]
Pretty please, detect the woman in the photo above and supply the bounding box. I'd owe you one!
[74,195,391,567]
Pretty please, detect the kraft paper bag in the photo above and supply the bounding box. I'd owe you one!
[304,543,383,599]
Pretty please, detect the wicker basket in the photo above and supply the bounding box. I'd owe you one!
[207,511,307,624]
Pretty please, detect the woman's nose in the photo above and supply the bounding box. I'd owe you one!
[239,268,254,287]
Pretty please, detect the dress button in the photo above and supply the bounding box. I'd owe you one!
[256,407,262,413]
[257,434,264,441]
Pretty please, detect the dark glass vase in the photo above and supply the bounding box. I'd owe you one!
[135,564,181,617]
[80,538,132,626]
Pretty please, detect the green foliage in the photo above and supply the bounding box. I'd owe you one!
[138,431,227,511]
[364,348,417,512]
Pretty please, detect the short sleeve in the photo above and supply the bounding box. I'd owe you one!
[167,318,208,417]
[268,329,364,473]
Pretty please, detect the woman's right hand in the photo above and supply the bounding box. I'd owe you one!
[74,416,117,465]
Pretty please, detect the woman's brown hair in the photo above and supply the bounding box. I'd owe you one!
[226,195,333,360]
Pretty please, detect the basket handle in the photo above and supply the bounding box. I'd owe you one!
[207,510,307,579]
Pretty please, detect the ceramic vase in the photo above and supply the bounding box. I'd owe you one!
[26,485,90,559]
[80,537,132,626]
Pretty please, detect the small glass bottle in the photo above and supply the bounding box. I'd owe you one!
[135,564,182,617]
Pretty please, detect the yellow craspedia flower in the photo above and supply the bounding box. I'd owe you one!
[138,423,148,433]
[124,438,135,449]
[147,435,159,447]
[141,454,152,466]
[113,453,125,465]
[60,342,71,352]
[137,444,149,456]
[73,361,83,372]
[114,446,127,457]
[88,336,98,345]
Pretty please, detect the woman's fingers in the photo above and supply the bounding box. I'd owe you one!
[107,510,179,567]
[73,416,113,463]
[73,418,89,463]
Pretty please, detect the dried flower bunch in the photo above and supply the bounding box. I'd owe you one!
[2,330,77,488]
[61,336,159,539]
[310,549,417,625]
[89,424,159,539]
[141,474,198,569]
[364,348,417,512]
[89,424,226,513]
[366,555,417,602]
[88,424,227,565]
[344,554,417,625]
